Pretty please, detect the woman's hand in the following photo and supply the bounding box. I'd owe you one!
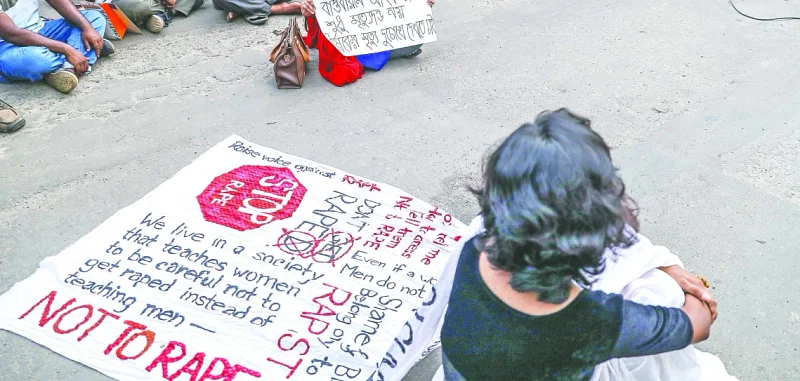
[427,0,434,6]
[681,294,713,344]
[659,265,717,321]
[300,0,315,17]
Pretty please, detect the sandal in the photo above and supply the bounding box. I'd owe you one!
[245,14,269,25]
[0,100,25,133]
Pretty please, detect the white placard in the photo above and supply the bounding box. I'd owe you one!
[0,135,465,381]
[314,0,437,56]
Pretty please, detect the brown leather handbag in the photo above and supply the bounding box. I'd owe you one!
[269,17,310,89]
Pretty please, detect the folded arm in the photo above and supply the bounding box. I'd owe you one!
[611,295,712,359]
[681,293,713,343]
[659,265,717,321]
[46,0,103,53]
[0,13,91,73]
[47,0,92,31]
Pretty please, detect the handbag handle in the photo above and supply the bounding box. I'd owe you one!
[269,28,289,63]
[269,18,309,63]
[289,17,310,63]
[288,18,297,48]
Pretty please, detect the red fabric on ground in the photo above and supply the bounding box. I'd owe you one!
[304,17,363,87]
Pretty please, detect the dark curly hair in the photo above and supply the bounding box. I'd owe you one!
[473,109,639,304]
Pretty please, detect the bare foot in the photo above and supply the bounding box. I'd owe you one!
[271,1,301,14]
[226,11,241,21]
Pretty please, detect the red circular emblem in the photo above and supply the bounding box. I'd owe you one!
[197,165,307,231]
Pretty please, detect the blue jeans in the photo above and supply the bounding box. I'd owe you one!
[0,10,106,83]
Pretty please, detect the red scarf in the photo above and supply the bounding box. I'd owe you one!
[303,17,364,87]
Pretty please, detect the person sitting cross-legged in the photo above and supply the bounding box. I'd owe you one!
[0,0,114,94]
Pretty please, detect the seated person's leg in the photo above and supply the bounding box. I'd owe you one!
[215,0,298,23]
[211,0,238,21]
[212,0,271,23]
[174,0,204,16]
[247,0,300,24]
[0,45,64,83]
[115,0,159,25]
[78,10,107,65]
[0,45,79,93]
[269,0,300,14]
[115,0,171,34]
[38,11,107,67]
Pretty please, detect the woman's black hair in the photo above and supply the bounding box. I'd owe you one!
[473,109,639,304]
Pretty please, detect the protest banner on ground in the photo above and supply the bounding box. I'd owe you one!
[313,0,437,56]
[0,135,464,381]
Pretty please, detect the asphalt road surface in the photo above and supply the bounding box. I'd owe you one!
[1,0,799,379]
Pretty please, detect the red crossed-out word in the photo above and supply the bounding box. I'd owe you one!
[342,175,381,192]
[274,228,358,267]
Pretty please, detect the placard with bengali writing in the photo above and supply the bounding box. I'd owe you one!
[0,135,465,381]
[314,0,437,56]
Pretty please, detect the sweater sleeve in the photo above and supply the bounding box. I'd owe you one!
[610,299,694,358]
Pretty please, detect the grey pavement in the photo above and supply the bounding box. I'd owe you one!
[1,0,799,379]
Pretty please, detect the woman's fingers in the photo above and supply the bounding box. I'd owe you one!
[660,265,718,322]
[300,0,315,16]
[707,296,718,322]
[681,279,717,321]
[681,279,706,302]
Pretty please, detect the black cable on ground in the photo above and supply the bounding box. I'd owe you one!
[729,0,800,21]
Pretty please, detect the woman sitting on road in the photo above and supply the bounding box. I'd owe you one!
[440,109,717,380]
[297,0,434,86]
[299,0,434,62]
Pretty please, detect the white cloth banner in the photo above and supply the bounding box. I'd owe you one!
[374,216,739,381]
[313,0,437,56]
[0,135,465,381]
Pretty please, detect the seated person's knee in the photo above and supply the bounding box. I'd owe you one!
[6,47,63,81]
[82,10,108,30]
[117,0,155,22]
